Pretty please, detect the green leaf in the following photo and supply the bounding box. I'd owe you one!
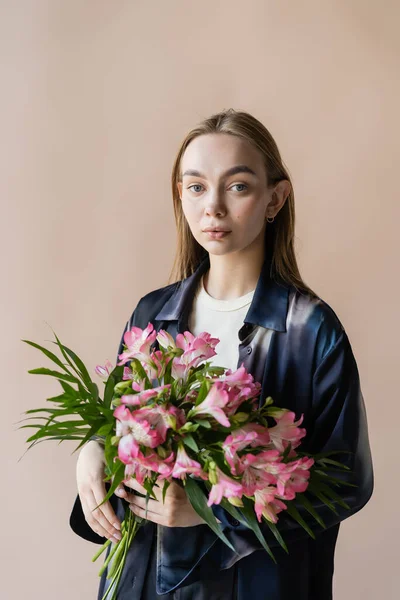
[194,419,212,429]
[240,497,277,563]
[285,502,316,539]
[59,380,80,398]
[62,344,93,388]
[182,434,199,453]
[195,379,210,406]
[162,480,171,503]
[96,461,126,507]
[22,339,73,374]
[103,375,116,409]
[129,358,151,388]
[317,457,351,470]
[265,521,288,554]
[184,476,237,553]
[28,368,78,383]
[295,493,326,529]
[318,484,351,510]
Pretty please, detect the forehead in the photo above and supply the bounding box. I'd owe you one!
[181,133,265,177]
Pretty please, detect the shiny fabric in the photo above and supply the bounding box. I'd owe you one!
[69,255,374,599]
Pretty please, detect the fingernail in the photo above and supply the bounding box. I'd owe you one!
[113,532,122,541]
[113,522,121,530]
[115,488,124,496]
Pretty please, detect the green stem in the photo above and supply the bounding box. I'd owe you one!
[100,510,140,600]
[92,539,112,563]
[98,532,127,577]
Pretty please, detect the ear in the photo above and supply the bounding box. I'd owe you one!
[266,180,291,218]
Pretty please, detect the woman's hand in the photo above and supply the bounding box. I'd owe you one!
[115,478,210,528]
[76,440,122,543]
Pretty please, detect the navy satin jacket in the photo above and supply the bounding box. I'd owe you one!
[70,255,374,599]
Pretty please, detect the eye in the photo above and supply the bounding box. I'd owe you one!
[230,183,248,192]
[187,184,204,193]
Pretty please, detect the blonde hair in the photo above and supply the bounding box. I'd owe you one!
[168,108,316,297]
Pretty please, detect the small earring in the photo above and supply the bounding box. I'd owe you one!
[266,215,275,223]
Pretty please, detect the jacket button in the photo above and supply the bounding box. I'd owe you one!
[246,346,252,355]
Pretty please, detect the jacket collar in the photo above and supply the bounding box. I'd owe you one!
[155,254,290,332]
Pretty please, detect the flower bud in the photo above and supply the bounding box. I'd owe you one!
[232,412,249,424]
[157,445,169,459]
[114,381,131,394]
[228,496,244,507]
[110,435,120,446]
[208,461,218,485]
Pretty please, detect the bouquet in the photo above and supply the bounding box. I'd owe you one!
[20,323,354,600]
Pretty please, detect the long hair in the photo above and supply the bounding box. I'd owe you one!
[168,108,316,297]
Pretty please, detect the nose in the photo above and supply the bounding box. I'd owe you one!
[205,189,227,217]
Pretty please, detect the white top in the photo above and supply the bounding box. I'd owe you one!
[188,274,256,372]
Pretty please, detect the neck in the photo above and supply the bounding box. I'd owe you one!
[203,235,266,300]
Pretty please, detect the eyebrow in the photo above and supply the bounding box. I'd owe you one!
[182,165,258,179]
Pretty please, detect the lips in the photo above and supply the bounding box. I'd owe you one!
[203,227,231,232]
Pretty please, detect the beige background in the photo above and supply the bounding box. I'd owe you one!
[2,1,398,598]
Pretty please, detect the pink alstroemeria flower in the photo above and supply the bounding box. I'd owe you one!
[278,456,314,500]
[268,410,307,453]
[114,404,179,463]
[223,425,271,476]
[215,365,262,415]
[123,366,134,381]
[120,384,171,407]
[140,350,171,380]
[156,330,177,350]
[171,444,208,480]
[176,331,219,369]
[190,381,231,427]
[124,449,175,485]
[95,360,113,381]
[207,467,244,506]
[239,450,284,495]
[223,424,272,474]
[117,323,157,366]
[253,486,287,523]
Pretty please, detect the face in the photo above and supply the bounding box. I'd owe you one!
[177,133,289,257]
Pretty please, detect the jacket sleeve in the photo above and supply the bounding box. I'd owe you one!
[69,307,139,543]
[156,328,374,592]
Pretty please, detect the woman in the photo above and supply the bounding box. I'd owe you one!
[70,108,374,599]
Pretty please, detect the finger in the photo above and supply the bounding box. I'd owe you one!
[130,495,161,514]
[129,501,165,526]
[82,490,121,542]
[114,487,138,505]
[123,477,147,495]
[90,487,122,541]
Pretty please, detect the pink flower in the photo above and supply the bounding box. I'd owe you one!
[120,384,171,407]
[139,350,171,379]
[223,424,271,474]
[124,449,175,485]
[171,358,188,381]
[114,404,179,462]
[95,360,113,381]
[190,381,231,427]
[156,330,177,350]
[213,365,262,415]
[176,331,219,369]
[239,450,284,495]
[171,444,208,480]
[277,456,314,500]
[254,487,287,523]
[117,323,157,366]
[268,411,307,453]
[123,366,134,380]
[207,467,244,506]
